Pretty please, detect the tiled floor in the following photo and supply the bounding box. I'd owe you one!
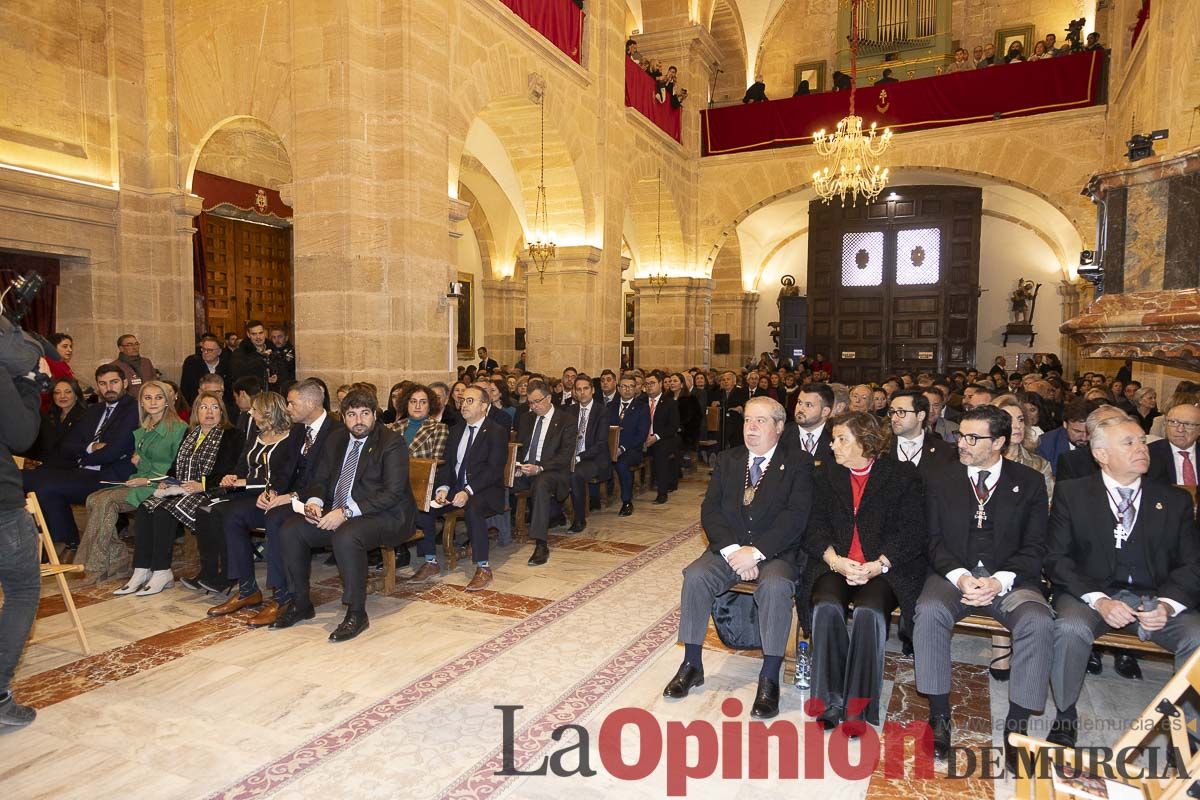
[0,473,1178,799]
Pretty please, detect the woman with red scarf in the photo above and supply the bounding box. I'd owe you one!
[800,411,927,733]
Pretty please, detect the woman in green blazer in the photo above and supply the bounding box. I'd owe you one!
[75,381,187,583]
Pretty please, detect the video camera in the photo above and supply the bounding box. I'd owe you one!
[0,269,57,386]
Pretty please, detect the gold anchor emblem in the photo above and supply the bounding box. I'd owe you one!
[876,89,890,114]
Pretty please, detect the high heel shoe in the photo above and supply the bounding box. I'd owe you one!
[134,570,175,596]
[113,568,152,596]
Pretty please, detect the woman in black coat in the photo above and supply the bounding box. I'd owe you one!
[800,411,927,732]
[29,377,86,467]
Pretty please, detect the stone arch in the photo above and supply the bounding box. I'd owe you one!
[447,39,596,242]
[619,149,691,276]
[698,114,1105,275]
[708,0,748,103]
[186,116,292,191]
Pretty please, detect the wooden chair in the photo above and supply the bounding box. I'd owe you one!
[697,404,721,452]
[28,493,90,654]
[440,443,519,571]
[375,457,435,593]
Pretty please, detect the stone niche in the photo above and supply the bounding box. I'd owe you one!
[1062,147,1200,371]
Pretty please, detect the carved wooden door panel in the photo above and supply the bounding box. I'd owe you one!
[202,215,293,338]
[806,187,981,381]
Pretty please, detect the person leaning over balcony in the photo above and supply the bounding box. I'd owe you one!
[742,74,768,103]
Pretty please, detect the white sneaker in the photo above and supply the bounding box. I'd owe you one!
[113,568,152,595]
[134,570,175,596]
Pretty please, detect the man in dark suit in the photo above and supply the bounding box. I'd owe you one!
[1045,416,1200,748]
[513,380,576,566]
[717,370,749,450]
[476,347,498,372]
[663,396,814,719]
[643,371,681,505]
[1037,399,1097,475]
[914,406,1053,771]
[1147,403,1200,487]
[24,363,139,547]
[1055,405,1129,481]
[556,368,578,409]
[598,369,619,410]
[180,334,229,404]
[782,382,835,465]
[272,387,415,641]
[244,379,343,625]
[567,374,610,533]
[885,389,955,480]
[408,384,508,590]
[612,375,650,517]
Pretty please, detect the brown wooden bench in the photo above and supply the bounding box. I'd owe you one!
[375,457,435,593]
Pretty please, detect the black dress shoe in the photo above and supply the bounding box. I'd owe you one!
[1047,717,1078,748]
[618,502,633,516]
[1114,652,1142,680]
[751,677,781,719]
[588,497,601,511]
[528,541,549,566]
[662,662,704,698]
[931,716,952,759]
[323,552,338,566]
[329,609,369,642]
[653,493,668,505]
[816,705,843,731]
[269,601,316,629]
[567,520,586,534]
[1087,649,1104,675]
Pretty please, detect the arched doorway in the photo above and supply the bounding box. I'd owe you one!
[188,117,294,341]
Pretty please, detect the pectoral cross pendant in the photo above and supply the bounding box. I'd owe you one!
[974,504,987,529]
[1114,524,1129,550]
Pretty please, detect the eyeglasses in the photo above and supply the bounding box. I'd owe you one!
[1165,419,1200,431]
[959,433,996,446]
[886,408,915,418]
[528,394,550,405]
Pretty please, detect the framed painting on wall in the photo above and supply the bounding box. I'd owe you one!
[624,292,636,337]
[792,61,826,94]
[995,24,1035,60]
[456,271,474,356]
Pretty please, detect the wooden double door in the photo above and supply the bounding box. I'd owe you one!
[805,186,981,383]
[200,214,293,339]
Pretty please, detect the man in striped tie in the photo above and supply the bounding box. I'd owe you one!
[273,387,415,641]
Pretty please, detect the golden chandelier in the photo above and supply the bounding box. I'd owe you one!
[813,0,892,205]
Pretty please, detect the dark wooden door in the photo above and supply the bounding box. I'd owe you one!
[201,215,293,339]
[806,187,981,383]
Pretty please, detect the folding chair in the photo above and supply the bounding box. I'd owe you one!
[28,492,90,654]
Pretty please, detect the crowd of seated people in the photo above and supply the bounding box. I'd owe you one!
[14,322,1200,768]
[626,38,688,109]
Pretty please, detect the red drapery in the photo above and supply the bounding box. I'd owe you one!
[499,0,584,63]
[625,58,682,142]
[701,50,1105,157]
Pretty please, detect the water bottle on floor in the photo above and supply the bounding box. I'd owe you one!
[794,641,811,690]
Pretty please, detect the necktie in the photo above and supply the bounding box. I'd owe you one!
[529,415,544,463]
[332,440,363,510]
[750,456,765,486]
[1116,487,1136,532]
[1181,452,1197,487]
[576,405,589,455]
[302,426,315,455]
[804,433,815,454]
[456,425,476,489]
[620,402,628,420]
[93,405,114,443]
[650,397,657,421]
[975,470,990,496]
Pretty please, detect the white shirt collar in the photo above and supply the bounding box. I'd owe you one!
[1101,470,1142,493]
[800,421,825,440]
[308,411,327,436]
[898,430,925,447]
[748,443,778,467]
[966,458,1003,490]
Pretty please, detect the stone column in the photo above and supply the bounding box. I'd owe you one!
[522,245,605,374]
[632,277,714,369]
[633,25,722,153]
[1056,279,1086,378]
[709,291,759,371]
[481,277,527,368]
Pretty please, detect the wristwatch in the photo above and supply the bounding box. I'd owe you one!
[878,560,890,574]
[343,506,354,519]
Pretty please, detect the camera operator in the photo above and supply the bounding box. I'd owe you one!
[0,315,53,730]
